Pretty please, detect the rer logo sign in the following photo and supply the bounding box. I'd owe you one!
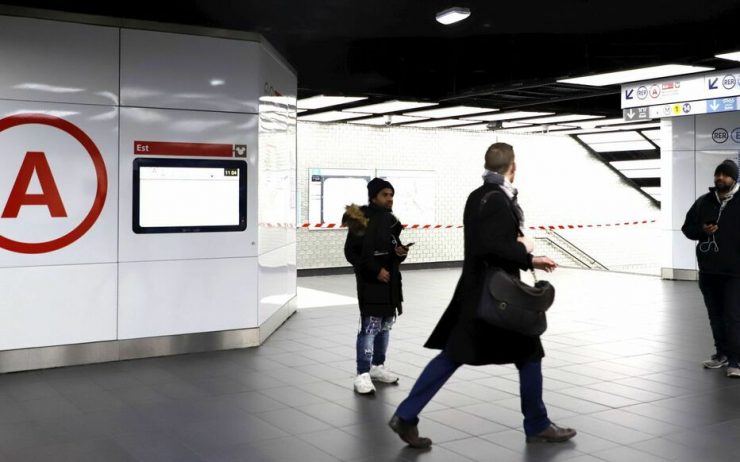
[0,114,107,254]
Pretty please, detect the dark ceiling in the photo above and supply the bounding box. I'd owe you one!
[3,1,740,118]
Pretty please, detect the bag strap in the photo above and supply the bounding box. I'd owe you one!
[479,189,521,231]
[479,189,537,281]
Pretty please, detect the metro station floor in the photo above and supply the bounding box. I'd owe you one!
[2,268,740,462]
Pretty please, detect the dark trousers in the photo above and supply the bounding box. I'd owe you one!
[698,273,740,362]
[395,350,550,436]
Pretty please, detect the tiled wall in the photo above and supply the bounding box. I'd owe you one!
[297,122,661,273]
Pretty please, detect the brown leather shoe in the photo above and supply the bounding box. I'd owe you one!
[388,415,432,448]
[526,423,577,443]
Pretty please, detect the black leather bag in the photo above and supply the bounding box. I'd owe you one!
[477,267,555,337]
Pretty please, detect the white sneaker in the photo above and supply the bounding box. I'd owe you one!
[369,365,400,384]
[354,372,376,394]
[702,354,728,369]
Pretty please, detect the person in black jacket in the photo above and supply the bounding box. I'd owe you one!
[343,178,410,394]
[682,159,740,378]
[388,142,576,448]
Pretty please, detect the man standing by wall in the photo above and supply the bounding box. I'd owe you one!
[343,178,410,394]
[387,142,576,448]
[682,159,740,378]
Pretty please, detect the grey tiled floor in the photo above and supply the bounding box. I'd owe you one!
[2,268,740,461]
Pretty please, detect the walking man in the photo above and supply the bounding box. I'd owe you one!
[388,142,576,447]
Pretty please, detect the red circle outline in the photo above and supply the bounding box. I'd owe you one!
[0,113,108,254]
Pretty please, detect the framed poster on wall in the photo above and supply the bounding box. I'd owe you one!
[376,169,435,225]
[308,168,373,226]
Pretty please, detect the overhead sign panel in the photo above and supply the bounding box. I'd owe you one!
[622,68,740,109]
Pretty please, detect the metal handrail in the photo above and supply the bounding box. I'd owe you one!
[547,230,608,269]
[534,235,608,270]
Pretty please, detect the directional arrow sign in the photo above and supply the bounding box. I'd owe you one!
[625,89,634,100]
[710,99,720,111]
[709,78,719,90]
[625,108,636,120]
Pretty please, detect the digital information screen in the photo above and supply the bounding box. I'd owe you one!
[132,158,247,233]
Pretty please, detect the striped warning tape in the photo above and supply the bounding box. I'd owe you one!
[299,219,657,230]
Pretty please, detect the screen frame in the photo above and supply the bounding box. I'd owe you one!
[132,157,247,234]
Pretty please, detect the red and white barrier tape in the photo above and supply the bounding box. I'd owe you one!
[299,219,656,230]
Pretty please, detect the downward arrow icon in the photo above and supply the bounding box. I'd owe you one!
[711,100,720,111]
[627,109,635,120]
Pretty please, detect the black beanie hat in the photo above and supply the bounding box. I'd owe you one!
[715,159,739,182]
[367,177,394,200]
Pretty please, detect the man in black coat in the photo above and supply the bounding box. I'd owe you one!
[344,178,410,394]
[388,142,576,448]
[682,159,740,378]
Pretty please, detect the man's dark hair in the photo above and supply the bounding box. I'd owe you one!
[484,142,515,174]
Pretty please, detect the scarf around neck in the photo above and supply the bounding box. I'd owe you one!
[482,169,524,225]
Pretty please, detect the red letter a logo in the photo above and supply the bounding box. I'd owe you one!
[2,151,67,218]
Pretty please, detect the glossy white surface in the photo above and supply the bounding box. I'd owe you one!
[696,149,740,195]
[118,258,259,339]
[118,107,258,262]
[695,111,740,151]
[664,116,695,152]
[0,16,118,105]
[121,29,262,113]
[257,46,298,255]
[659,149,696,230]
[0,263,117,350]
[663,229,698,271]
[0,100,118,267]
[258,243,297,324]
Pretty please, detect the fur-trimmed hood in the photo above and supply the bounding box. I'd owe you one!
[342,203,368,236]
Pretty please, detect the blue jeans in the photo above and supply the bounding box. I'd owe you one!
[356,316,395,374]
[395,351,551,436]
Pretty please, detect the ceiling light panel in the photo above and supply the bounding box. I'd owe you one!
[611,123,661,130]
[611,159,661,170]
[522,114,605,124]
[558,64,713,86]
[404,106,495,118]
[589,140,656,152]
[436,7,471,25]
[618,169,661,179]
[347,115,426,125]
[715,51,740,62]
[462,111,553,122]
[298,111,368,122]
[641,129,661,141]
[577,117,643,128]
[503,125,572,134]
[297,95,368,110]
[578,132,647,144]
[404,119,476,128]
[346,100,437,114]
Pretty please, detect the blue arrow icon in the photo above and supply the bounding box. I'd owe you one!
[709,78,719,90]
[625,89,634,100]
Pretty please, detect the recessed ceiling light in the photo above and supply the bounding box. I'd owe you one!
[462,111,553,122]
[520,114,605,124]
[297,95,368,110]
[558,64,713,86]
[404,119,477,128]
[715,51,740,62]
[403,106,494,118]
[436,7,471,25]
[298,111,368,122]
[346,100,438,114]
[209,79,225,86]
[347,115,426,125]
